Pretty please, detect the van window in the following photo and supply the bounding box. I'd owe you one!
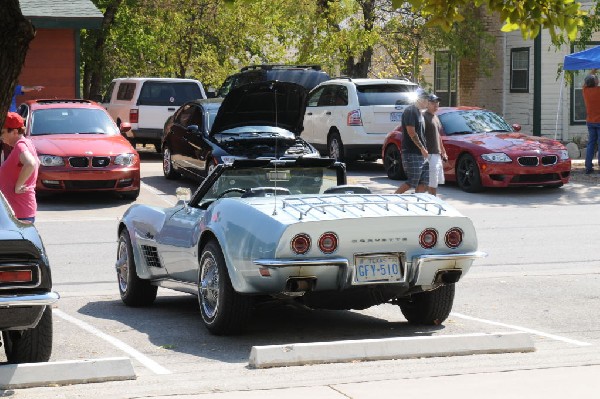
[137,82,203,106]
[103,81,115,103]
[356,84,417,106]
[116,83,136,101]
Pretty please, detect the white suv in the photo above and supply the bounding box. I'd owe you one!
[101,78,206,152]
[301,78,418,162]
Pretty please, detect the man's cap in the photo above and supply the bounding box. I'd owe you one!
[3,112,24,129]
[584,74,597,88]
[428,94,441,102]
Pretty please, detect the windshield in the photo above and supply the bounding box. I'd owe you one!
[356,84,417,106]
[30,108,119,136]
[202,166,339,202]
[439,110,513,135]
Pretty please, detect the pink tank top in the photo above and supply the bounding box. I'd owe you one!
[0,137,39,219]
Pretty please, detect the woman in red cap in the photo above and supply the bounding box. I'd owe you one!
[0,112,39,223]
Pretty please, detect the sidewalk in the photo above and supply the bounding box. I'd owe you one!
[568,158,599,185]
[150,364,600,398]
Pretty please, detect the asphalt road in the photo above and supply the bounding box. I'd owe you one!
[2,152,599,398]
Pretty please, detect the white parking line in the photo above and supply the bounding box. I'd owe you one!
[53,309,172,375]
[451,312,592,347]
[141,182,176,206]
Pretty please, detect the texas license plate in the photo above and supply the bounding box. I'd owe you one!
[390,112,403,122]
[353,254,403,284]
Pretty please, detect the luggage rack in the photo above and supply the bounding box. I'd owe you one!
[281,194,446,220]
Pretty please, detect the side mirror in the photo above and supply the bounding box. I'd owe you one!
[187,124,201,134]
[205,89,217,99]
[512,123,521,132]
[120,122,132,134]
[176,187,192,203]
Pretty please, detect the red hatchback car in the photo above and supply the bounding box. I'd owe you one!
[382,107,571,192]
[17,99,140,199]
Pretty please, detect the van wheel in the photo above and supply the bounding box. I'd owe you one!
[328,132,345,162]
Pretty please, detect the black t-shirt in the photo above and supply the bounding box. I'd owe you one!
[401,105,426,154]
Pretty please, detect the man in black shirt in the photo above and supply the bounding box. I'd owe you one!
[423,94,447,196]
[394,89,429,194]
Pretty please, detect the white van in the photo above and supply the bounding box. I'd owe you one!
[101,78,206,152]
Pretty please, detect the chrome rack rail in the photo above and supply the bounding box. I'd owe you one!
[281,194,446,220]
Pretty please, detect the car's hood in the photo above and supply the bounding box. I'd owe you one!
[210,81,308,136]
[31,134,136,156]
[447,132,566,153]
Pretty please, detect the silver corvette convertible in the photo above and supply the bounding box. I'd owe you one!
[116,158,485,335]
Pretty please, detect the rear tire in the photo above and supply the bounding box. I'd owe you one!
[328,132,345,163]
[116,229,157,306]
[198,240,252,335]
[3,306,53,363]
[399,284,455,325]
[383,145,406,180]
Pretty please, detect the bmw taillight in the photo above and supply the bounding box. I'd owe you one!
[419,228,438,249]
[347,109,363,126]
[129,109,139,124]
[318,232,338,254]
[291,233,311,255]
[445,228,464,248]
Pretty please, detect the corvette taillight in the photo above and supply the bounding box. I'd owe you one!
[129,109,139,124]
[419,228,438,249]
[291,233,311,255]
[445,228,464,248]
[318,232,338,254]
[347,109,363,126]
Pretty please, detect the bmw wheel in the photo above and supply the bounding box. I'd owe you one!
[198,240,252,335]
[3,305,53,363]
[456,154,483,193]
[163,146,180,180]
[383,145,406,180]
[116,229,157,306]
[399,284,455,325]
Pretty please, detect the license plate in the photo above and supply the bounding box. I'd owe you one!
[390,112,403,122]
[354,254,403,284]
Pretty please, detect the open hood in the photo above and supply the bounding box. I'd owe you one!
[210,81,308,136]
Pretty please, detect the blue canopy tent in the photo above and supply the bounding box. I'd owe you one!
[564,45,600,70]
[554,46,600,139]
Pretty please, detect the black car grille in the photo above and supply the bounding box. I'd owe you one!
[69,156,112,168]
[64,180,117,189]
[510,173,561,183]
[141,245,162,268]
[517,155,558,167]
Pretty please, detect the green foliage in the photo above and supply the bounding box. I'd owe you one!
[399,0,585,44]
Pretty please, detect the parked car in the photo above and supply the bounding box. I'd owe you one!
[116,157,485,335]
[17,99,141,200]
[301,78,419,163]
[216,64,330,98]
[101,78,206,152]
[382,106,572,192]
[0,191,59,363]
[161,81,320,181]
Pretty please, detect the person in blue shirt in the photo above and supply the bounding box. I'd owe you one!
[10,84,44,112]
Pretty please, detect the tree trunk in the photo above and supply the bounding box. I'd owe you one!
[0,0,35,125]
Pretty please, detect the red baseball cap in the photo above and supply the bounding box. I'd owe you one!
[3,112,24,129]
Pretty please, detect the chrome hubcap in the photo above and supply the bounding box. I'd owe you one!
[163,148,171,174]
[330,139,340,160]
[199,254,219,319]
[116,237,129,293]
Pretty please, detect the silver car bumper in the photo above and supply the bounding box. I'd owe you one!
[0,291,60,307]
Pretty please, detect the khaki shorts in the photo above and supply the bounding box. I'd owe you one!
[428,153,445,188]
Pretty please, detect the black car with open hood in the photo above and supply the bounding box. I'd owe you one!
[161,81,320,182]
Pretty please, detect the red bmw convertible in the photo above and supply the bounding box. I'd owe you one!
[382,107,571,192]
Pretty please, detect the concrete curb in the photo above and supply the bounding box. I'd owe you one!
[0,357,136,389]
[249,332,534,369]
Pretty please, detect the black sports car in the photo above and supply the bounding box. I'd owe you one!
[161,81,320,181]
[0,193,59,363]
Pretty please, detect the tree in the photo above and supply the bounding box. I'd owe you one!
[0,0,36,125]
[400,0,585,44]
